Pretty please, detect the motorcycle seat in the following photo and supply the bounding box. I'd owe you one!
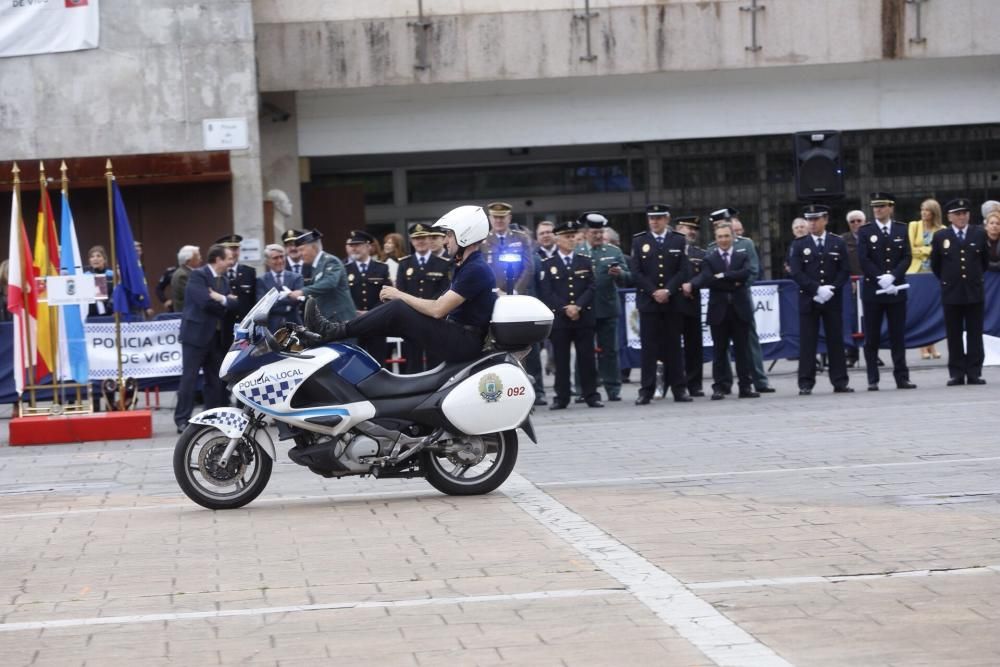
[356,361,469,399]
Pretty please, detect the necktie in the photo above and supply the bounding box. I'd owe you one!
[656,235,664,247]
[228,267,236,283]
[292,263,300,274]
[419,256,426,267]
[958,229,965,242]
[360,263,367,275]
[564,256,572,270]
[882,226,890,238]
[816,237,824,252]
[722,251,730,268]
[499,236,506,248]
[214,274,223,291]
[274,272,282,289]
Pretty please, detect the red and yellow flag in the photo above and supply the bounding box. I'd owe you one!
[33,187,60,380]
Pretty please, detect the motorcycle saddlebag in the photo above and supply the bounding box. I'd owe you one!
[489,295,554,350]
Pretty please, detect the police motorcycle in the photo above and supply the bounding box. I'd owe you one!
[172,289,553,510]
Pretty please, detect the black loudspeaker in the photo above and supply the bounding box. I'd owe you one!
[793,130,844,199]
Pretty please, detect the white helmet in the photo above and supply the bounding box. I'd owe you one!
[433,205,489,248]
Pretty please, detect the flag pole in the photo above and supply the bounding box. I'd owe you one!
[60,160,81,408]
[105,159,124,411]
[12,163,33,417]
[39,161,61,407]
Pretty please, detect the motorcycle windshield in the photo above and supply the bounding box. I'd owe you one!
[239,288,280,331]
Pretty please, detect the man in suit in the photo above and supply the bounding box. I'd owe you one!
[345,230,392,365]
[539,219,603,410]
[841,210,867,367]
[174,244,240,433]
[857,192,916,391]
[169,245,201,313]
[788,204,854,395]
[707,208,775,393]
[676,216,706,397]
[396,223,453,372]
[692,223,759,400]
[580,212,630,402]
[930,198,990,386]
[282,228,314,284]
[256,243,303,331]
[287,229,357,325]
[481,202,534,295]
[631,204,692,405]
[216,234,257,350]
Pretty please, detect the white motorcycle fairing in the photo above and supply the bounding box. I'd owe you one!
[440,363,535,435]
[231,346,376,437]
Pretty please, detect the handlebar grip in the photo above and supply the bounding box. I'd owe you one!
[300,330,322,342]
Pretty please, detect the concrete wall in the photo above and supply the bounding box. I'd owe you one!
[254,0,1000,92]
[0,0,264,245]
[296,55,1000,157]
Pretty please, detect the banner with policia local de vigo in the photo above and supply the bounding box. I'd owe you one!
[0,0,99,59]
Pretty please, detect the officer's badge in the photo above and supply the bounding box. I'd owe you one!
[478,372,503,403]
[550,266,558,275]
[406,267,414,276]
[943,239,951,249]
[348,273,355,283]
[869,235,878,243]
[642,244,651,253]
[803,248,812,256]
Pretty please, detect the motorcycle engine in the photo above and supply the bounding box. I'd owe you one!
[344,435,380,466]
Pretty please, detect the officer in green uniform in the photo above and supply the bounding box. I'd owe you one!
[579,211,630,402]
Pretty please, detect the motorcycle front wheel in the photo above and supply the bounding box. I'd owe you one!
[173,424,273,510]
[421,430,518,496]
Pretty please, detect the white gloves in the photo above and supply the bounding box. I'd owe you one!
[813,284,835,304]
[877,273,895,290]
[883,285,899,296]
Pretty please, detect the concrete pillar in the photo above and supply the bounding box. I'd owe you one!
[259,92,303,233]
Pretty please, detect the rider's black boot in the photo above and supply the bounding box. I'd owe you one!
[304,297,347,342]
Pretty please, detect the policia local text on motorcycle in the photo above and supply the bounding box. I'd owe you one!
[172,206,554,510]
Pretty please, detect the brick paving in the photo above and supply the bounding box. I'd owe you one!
[1,356,999,665]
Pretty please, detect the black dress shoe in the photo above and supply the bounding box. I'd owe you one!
[798,388,812,396]
[833,387,855,393]
[946,377,965,387]
[711,391,725,400]
[607,394,622,402]
[534,395,549,406]
[738,390,760,399]
[549,402,568,410]
[674,393,693,403]
[574,396,586,404]
[723,388,733,396]
[877,358,886,367]
[867,383,879,391]
[756,386,776,393]
[896,380,917,389]
[689,390,705,398]
[967,377,987,385]
[634,394,651,406]
[585,398,605,408]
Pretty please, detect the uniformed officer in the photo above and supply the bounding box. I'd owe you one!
[481,202,534,294]
[215,233,257,349]
[631,204,693,405]
[930,198,990,386]
[539,219,603,409]
[857,192,916,390]
[282,228,314,284]
[396,223,453,372]
[676,216,706,397]
[788,204,853,395]
[345,230,392,365]
[579,211,630,402]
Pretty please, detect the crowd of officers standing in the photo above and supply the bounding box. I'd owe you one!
[167,192,995,433]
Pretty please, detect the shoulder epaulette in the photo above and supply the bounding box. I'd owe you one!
[632,231,647,238]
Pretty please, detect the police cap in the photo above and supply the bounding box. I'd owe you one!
[486,202,513,216]
[802,203,831,219]
[944,198,972,214]
[578,211,609,229]
[869,192,896,206]
[293,229,323,246]
[646,203,671,216]
[553,219,583,235]
[215,234,243,247]
[346,229,375,245]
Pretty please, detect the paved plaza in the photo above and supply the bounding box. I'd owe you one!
[1,355,1000,666]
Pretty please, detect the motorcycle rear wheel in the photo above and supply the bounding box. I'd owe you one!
[173,424,273,510]
[421,430,518,496]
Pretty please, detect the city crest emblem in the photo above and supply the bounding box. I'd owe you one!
[478,372,503,403]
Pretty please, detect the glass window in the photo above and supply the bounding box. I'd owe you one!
[663,154,756,188]
[312,171,394,205]
[407,159,646,203]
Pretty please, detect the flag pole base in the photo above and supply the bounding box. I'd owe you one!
[9,410,153,446]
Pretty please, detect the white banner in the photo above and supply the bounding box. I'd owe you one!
[624,285,781,349]
[85,319,182,380]
[0,0,99,59]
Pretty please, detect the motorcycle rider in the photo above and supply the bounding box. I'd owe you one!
[304,206,497,364]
